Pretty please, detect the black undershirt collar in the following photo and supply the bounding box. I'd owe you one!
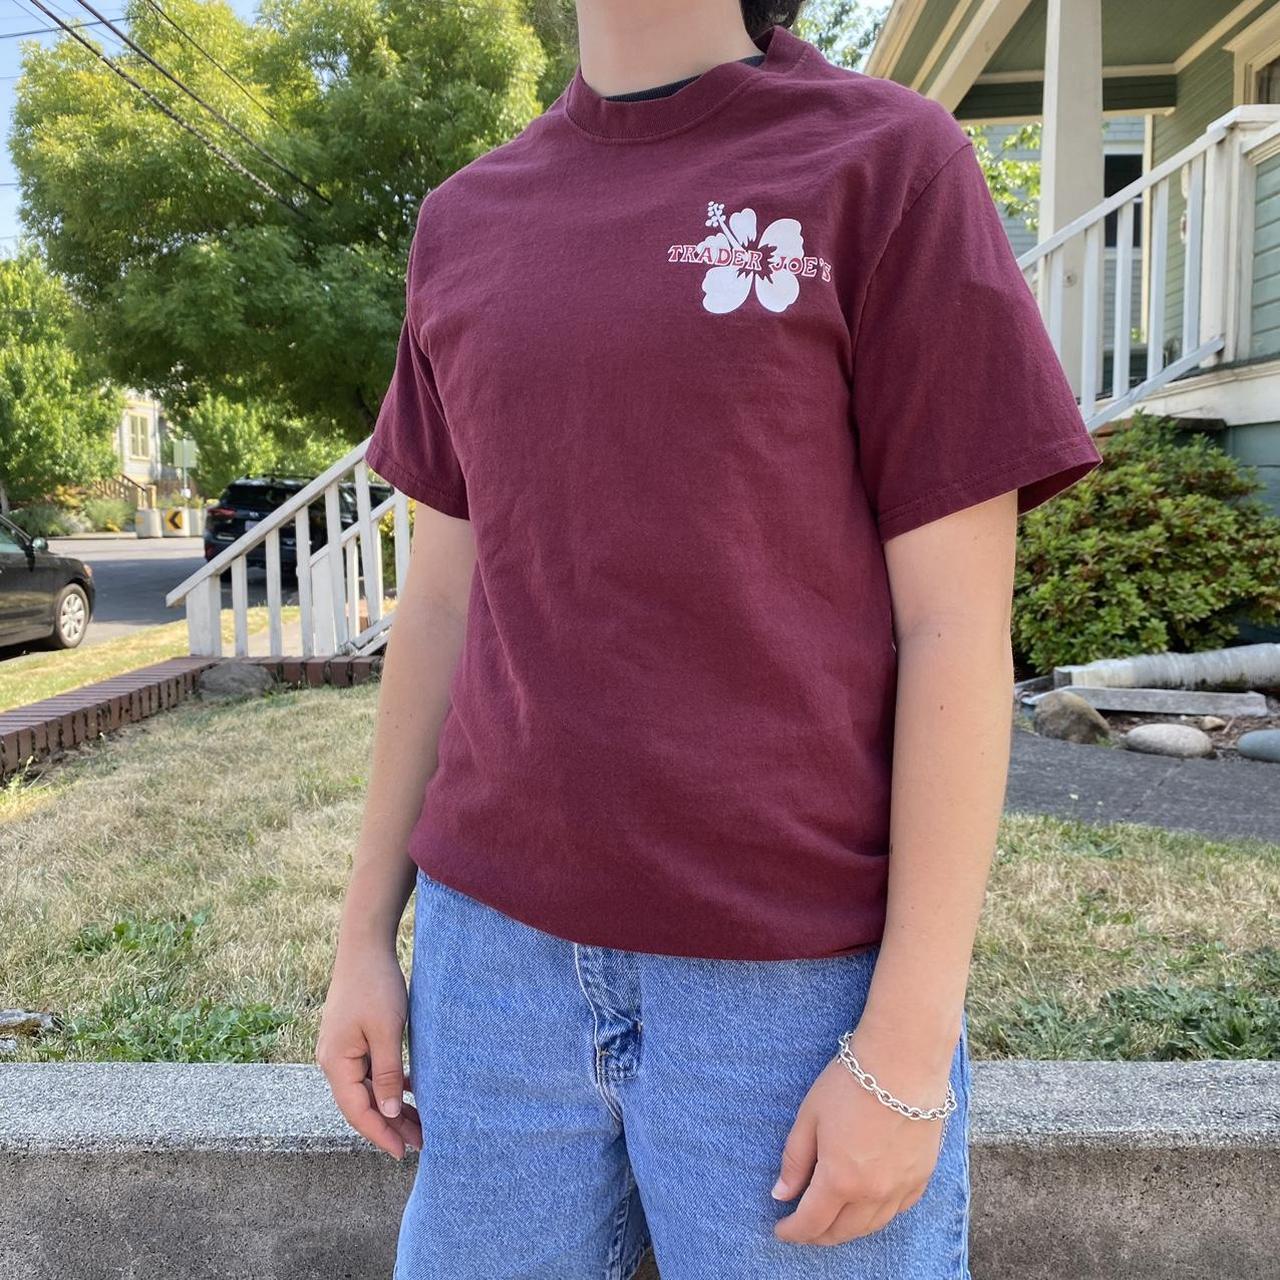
[603,52,766,102]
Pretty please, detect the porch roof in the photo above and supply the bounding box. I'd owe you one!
[866,0,1260,118]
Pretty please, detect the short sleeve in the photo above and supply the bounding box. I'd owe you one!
[851,139,1103,544]
[365,204,469,520]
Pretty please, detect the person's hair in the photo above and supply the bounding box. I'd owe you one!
[739,1,805,37]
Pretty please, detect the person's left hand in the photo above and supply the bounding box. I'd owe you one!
[771,1022,953,1246]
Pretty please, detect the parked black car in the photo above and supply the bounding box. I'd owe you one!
[0,512,95,649]
[203,474,393,578]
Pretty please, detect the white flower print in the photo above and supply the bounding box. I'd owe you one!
[696,201,806,315]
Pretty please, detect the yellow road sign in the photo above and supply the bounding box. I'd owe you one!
[166,509,185,531]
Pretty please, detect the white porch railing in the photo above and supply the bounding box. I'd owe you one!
[1018,105,1280,431]
[165,439,411,659]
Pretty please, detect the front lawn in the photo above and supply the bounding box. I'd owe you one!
[0,606,302,712]
[1,682,1276,1062]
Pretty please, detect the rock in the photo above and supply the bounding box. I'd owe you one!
[0,1010,55,1036]
[1122,724,1214,758]
[1199,716,1227,731]
[0,1039,17,1056]
[197,661,277,701]
[1034,690,1111,744]
[1236,729,1280,764]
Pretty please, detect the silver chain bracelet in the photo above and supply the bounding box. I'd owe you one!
[835,1030,958,1123]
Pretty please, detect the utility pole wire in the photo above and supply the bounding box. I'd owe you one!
[142,0,281,126]
[0,15,118,37]
[69,0,330,205]
[23,0,303,217]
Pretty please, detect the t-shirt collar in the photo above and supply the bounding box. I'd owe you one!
[563,22,807,142]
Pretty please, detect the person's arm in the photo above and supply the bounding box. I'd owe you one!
[315,502,476,1159]
[773,485,1016,1245]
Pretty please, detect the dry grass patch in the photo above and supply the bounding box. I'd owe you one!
[1,683,1277,1061]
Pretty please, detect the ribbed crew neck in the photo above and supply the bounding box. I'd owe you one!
[563,23,808,142]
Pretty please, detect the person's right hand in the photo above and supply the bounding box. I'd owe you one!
[316,940,422,1160]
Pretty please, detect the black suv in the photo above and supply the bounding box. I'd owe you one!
[0,512,96,650]
[203,475,393,579]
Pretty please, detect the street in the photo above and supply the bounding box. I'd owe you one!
[1,532,300,658]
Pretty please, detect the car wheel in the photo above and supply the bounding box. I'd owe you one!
[50,583,90,649]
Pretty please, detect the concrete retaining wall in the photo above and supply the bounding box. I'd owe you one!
[1,1060,1276,1279]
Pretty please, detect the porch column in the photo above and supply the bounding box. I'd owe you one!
[1040,0,1104,396]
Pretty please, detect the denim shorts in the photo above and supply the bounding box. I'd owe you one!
[394,868,973,1280]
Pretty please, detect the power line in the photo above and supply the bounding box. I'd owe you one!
[70,0,329,205]
[0,14,119,37]
[23,0,302,216]
[142,0,279,126]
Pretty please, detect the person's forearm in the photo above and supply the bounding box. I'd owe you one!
[337,576,468,954]
[857,614,1013,1072]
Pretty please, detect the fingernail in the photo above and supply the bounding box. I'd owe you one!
[380,1098,401,1118]
[771,1178,788,1200]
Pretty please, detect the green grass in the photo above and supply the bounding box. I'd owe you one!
[1,681,1277,1063]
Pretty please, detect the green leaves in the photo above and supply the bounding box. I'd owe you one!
[0,250,121,511]
[1013,413,1280,671]
[10,0,547,438]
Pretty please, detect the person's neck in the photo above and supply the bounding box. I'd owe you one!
[573,0,761,99]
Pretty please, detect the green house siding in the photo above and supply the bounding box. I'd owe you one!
[1219,422,1280,516]
[1252,154,1280,360]
[1152,44,1236,358]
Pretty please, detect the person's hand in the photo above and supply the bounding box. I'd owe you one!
[316,940,422,1160]
[772,1022,953,1245]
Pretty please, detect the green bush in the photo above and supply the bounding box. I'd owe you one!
[6,503,89,537]
[80,496,135,532]
[1013,413,1280,672]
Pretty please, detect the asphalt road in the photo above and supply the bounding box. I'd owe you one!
[2,533,300,657]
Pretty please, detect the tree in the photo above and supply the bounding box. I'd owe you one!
[796,0,887,70]
[10,0,545,445]
[0,249,121,514]
[177,389,345,497]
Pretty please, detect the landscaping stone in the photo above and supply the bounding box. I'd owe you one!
[0,1040,15,1057]
[1199,715,1227,731]
[0,1011,54,1037]
[196,661,278,701]
[1236,729,1280,764]
[1033,689,1111,744]
[1122,723,1214,758]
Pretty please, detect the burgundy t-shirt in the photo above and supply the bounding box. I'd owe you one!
[365,21,1103,960]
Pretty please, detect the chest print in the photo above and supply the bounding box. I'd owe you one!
[667,201,834,315]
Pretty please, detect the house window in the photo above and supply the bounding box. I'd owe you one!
[127,412,150,459]
[1103,152,1143,249]
[1257,55,1280,104]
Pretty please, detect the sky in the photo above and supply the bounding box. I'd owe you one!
[0,0,259,244]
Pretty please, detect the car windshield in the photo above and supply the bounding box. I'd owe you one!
[221,483,304,511]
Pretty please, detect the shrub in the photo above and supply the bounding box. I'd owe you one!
[7,503,89,537]
[1013,413,1280,672]
[80,496,135,532]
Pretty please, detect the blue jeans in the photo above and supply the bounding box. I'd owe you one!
[395,868,973,1279]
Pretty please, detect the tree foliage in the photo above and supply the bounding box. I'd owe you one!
[0,250,121,513]
[10,0,545,442]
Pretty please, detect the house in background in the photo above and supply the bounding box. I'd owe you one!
[106,390,191,504]
[115,392,171,488]
[868,0,1280,516]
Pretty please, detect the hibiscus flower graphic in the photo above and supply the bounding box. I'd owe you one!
[696,200,806,315]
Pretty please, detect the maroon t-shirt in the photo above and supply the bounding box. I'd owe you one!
[365,21,1103,960]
